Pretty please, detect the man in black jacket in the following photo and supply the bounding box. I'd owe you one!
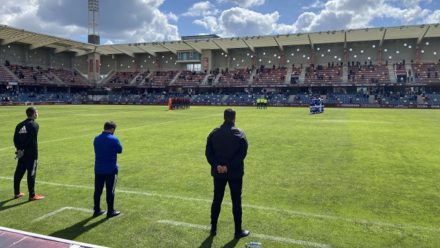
[205,108,250,239]
[13,107,44,201]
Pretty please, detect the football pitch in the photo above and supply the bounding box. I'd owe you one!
[0,105,439,248]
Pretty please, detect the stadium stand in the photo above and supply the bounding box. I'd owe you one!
[174,70,206,87]
[0,24,440,108]
[254,66,287,86]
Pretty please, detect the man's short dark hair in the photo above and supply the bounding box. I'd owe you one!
[26,107,36,117]
[224,108,236,122]
[104,121,117,130]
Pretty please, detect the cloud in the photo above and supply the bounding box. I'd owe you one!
[425,10,440,23]
[302,0,326,10]
[193,7,295,37]
[183,1,219,17]
[167,12,179,22]
[0,0,179,43]
[218,0,265,8]
[291,0,434,33]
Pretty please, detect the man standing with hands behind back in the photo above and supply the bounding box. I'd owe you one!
[205,108,250,239]
[93,121,122,218]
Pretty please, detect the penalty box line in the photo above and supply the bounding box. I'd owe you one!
[157,220,331,248]
[0,176,438,233]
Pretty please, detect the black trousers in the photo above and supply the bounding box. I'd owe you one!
[211,177,243,233]
[14,158,37,197]
[94,173,117,212]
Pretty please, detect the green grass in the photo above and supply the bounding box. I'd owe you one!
[0,105,439,248]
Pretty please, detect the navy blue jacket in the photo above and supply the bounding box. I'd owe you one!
[94,132,122,174]
[14,118,39,160]
[205,122,248,179]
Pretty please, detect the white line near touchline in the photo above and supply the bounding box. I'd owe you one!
[0,176,438,233]
[32,207,93,222]
[157,220,331,248]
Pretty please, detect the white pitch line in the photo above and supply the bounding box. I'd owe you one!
[157,220,331,248]
[0,176,438,233]
[0,226,108,248]
[32,207,93,222]
[9,237,27,247]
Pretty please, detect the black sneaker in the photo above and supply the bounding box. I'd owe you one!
[107,210,121,218]
[93,210,105,217]
[234,230,250,239]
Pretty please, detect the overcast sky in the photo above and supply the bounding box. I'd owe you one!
[0,0,439,44]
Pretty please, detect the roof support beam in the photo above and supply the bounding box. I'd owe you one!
[242,39,255,52]
[1,34,35,46]
[55,45,81,53]
[212,40,228,54]
[417,25,430,45]
[183,41,202,54]
[307,34,314,50]
[379,28,387,47]
[160,44,177,55]
[273,37,283,52]
[136,46,157,57]
[30,40,58,50]
[74,50,91,57]
[112,46,135,57]
[344,31,347,49]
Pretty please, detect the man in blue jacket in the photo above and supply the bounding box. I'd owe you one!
[93,121,122,218]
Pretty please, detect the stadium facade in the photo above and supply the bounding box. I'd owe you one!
[1,24,440,107]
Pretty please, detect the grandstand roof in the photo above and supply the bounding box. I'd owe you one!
[0,25,95,56]
[1,23,439,57]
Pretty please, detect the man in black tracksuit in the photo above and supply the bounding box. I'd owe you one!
[205,108,250,239]
[13,107,44,201]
